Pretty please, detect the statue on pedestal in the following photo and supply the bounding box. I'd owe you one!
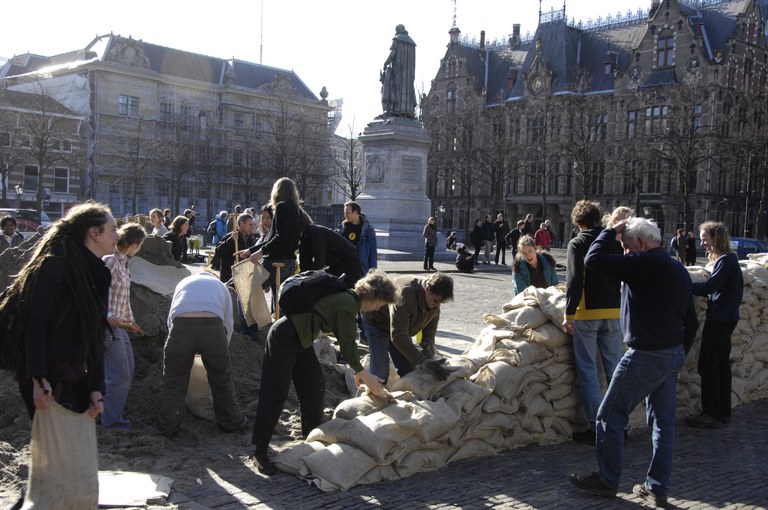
[380,24,417,119]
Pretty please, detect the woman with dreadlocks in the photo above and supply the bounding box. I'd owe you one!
[1,202,117,509]
[3,202,118,418]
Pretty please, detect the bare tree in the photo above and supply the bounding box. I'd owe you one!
[257,75,331,203]
[560,82,614,199]
[191,119,229,221]
[155,122,193,214]
[110,114,159,215]
[423,88,485,238]
[0,94,28,206]
[329,122,364,200]
[651,83,714,232]
[17,83,84,212]
[476,100,524,214]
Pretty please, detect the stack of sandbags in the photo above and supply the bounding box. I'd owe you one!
[276,262,768,491]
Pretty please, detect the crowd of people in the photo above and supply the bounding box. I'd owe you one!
[0,183,748,506]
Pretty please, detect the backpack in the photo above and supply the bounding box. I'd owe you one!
[207,219,218,236]
[277,270,349,315]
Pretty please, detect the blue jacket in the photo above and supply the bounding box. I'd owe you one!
[512,251,558,295]
[692,252,743,322]
[339,213,377,274]
[213,217,228,244]
[585,228,698,352]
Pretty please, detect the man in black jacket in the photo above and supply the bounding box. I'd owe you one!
[493,213,510,265]
[299,224,362,288]
[505,220,525,259]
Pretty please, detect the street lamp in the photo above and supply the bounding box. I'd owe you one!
[14,185,23,209]
[643,205,651,217]
[438,204,446,229]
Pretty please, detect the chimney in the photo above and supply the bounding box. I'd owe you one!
[449,26,460,45]
[512,24,521,47]
[480,30,486,50]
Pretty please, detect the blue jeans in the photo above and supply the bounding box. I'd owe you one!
[596,345,685,497]
[572,318,622,429]
[361,318,414,384]
[102,327,134,428]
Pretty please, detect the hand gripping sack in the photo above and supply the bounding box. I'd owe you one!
[277,270,348,314]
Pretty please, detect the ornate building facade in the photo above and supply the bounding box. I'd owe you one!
[424,0,768,244]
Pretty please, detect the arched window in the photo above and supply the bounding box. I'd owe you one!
[656,31,674,67]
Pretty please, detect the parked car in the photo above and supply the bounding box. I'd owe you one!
[0,208,53,235]
[729,237,768,260]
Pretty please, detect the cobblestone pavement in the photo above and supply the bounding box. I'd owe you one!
[162,255,767,509]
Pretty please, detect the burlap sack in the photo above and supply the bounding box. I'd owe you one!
[22,401,98,509]
[302,442,378,491]
[231,259,271,328]
[185,355,215,422]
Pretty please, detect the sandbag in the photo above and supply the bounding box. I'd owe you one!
[303,442,378,491]
[231,259,271,328]
[185,355,215,422]
[22,401,98,509]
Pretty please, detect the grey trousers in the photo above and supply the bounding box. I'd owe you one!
[156,317,243,435]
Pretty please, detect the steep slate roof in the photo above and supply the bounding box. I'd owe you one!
[100,35,319,101]
[453,0,764,104]
[2,34,318,102]
[230,59,317,100]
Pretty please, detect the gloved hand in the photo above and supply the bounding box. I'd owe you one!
[420,357,449,381]
[421,342,436,360]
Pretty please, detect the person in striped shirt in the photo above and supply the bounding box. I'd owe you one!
[101,223,146,428]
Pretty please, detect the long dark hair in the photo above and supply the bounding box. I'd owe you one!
[1,201,113,373]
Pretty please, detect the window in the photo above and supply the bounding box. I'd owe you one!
[54,167,69,193]
[23,165,38,190]
[646,160,663,193]
[446,85,457,114]
[160,102,174,122]
[589,114,608,142]
[181,105,195,125]
[249,150,261,167]
[119,95,139,118]
[234,112,245,128]
[590,162,605,194]
[645,105,668,134]
[627,110,640,138]
[693,104,702,131]
[656,33,674,67]
[727,66,735,88]
[528,117,545,144]
[744,58,752,90]
[0,132,9,147]
[157,181,170,197]
[233,148,243,167]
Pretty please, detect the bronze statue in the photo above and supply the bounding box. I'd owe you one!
[380,24,417,118]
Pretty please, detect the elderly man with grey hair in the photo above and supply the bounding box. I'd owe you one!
[569,216,698,509]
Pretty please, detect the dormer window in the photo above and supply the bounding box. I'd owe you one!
[656,31,674,67]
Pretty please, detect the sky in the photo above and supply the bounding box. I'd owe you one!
[1,0,646,134]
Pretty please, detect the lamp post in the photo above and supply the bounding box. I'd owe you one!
[438,203,446,229]
[14,185,23,209]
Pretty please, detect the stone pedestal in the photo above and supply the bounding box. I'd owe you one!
[358,118,431,255]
